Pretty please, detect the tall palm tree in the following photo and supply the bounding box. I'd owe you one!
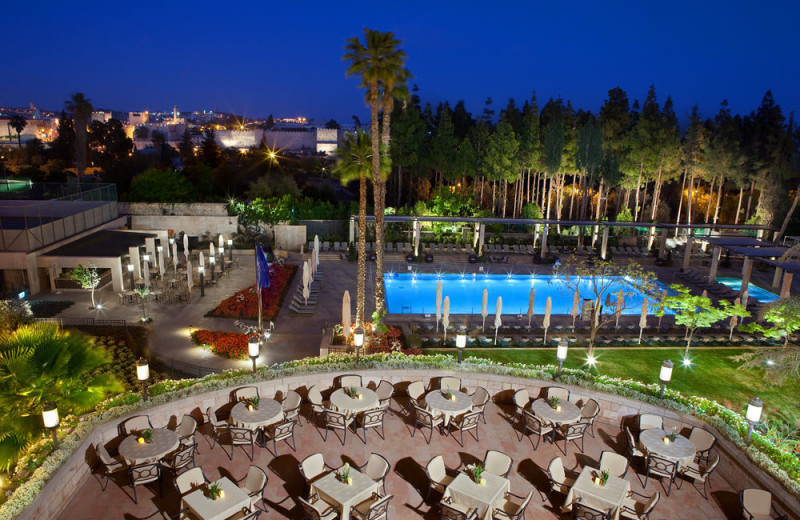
[8,115,26,146]
[64,92,94,177]
[344,29,408,318]
[0,323,122,470]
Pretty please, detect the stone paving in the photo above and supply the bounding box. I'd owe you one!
[57,396,737,520]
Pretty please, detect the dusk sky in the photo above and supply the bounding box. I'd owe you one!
[4,1,799,125]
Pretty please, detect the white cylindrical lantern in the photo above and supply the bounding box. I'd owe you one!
[169,238,175,245]
[455,333,467,349]
[248,337,260,358]
[219,246,225,255]
[157,246,163,253]
[198,265,204,274]
[136,358,150,381]
[556,342,568,362]
[42,402,59,429]
[746,397,763,423]
[127,264,134,272]
[209,256,215,265]
[143,254,150,262]
[353,327,365,348]
[227,239,233,247]
[659,360,674,383]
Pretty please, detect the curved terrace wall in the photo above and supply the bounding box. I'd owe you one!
[14,368,800,520]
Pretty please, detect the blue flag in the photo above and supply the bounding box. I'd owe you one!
[256,244,271,289]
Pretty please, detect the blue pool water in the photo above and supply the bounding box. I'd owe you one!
[716,277,779,303]
[384,273,672,315]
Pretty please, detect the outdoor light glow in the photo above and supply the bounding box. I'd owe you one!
[353,327,365,348]
[127,264,134,272]
[248,337,260,358]
[455,333,467,349]
[659,360,674,382]
[682,357,692,367]
[17,291,26,299]
[136,358,150,381]
[586,355,597,366]
[263,331,272,341]
[227,239,232,246]
[198,266,204,274]
[143,254,150,262]
[766,359,775,366]
[42,402,59,429]
[556,343,568,362]
[96,304,103,310]
[746,397,763,423]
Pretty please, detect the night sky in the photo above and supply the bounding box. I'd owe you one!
[4,1,799,124]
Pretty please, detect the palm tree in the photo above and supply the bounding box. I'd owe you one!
[8,115,26,146]
[344,29,408,317]
[0,323,122,470]
[64,93,94,177]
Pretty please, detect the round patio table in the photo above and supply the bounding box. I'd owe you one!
[329,387,379,416]
[530,398,581,426]
[425,389,472,426]
[118,428,179,465]
[231,399,283,431]
[639,428,696,469]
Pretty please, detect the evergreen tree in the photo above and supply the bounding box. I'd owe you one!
[178,129,195,165]
[199,128,220,167]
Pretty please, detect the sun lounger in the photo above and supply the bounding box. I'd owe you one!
[321,241,330,251]
[466,244,476,254]
[386,242,394,252]
[502,244,511,254]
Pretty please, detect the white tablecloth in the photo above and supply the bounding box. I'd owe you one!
[329,387,379,415]
[230,399,283,430]
[426,390,472,426]
[443,471,509,520]
[530,398,581,427]
[118,428,179,465]
[639,428,696,468]
[182,477,250,520]
[311,465,379,520]
[564,467,630,520]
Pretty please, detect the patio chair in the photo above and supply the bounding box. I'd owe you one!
[638,414,663,432]
[177,415,198,448]
[625,426,646,460]
[228,427,255,461]
[161,442,197,475]
[174,467,207,496]
[545,456,575,504]
[407,380,426,404]
[375,380,394,412]
[340,374,363,388]
[120,415,153,436]
[425,455,455,501]
[206,406,225,449]
[482,450,513,478]
[307,385,328,425]
[470,386,490,423]
[740,489,788,520]
[491,489,532,520]
[234,386,260,402]
[620,490,660,520]
[322,409,354,446]
[557,422,591,455]
[356,408,387,443]
[298,494,338,520]
[449,411,481,447]
[128,462,161,504]
[94,442,127,491]
[238,465,268,511]
[351,493,393,520]
[546,387,570,402]
[440,498,478,520]
[679,454,719,499]
[263,418,296,455]
[512,388,530,427]
[299,453,331,494]
[359,453,390,494]
[227,507,261,520]
[644,454,679,496]
[521,411,552,449]
[440,376,461,392]
[282,390,303,425]
[574,499,612,520]
[598,450,629,478]
[412,404,443,444]
[580,398,600,438]
[688,427,716,464]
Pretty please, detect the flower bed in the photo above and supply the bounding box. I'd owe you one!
[191,330,249,359]
[207,264,296,321]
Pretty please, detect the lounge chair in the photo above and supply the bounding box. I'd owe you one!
[502,244,512,254]
[386,242,394,252]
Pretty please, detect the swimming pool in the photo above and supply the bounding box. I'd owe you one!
[384,273,672,315]
[716,277,779,303]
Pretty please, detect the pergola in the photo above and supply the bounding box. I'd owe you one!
[696,236,790,295]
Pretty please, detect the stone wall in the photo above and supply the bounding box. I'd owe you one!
[119,202,237,238]
[119,203,230,217]
[18,370,800,520]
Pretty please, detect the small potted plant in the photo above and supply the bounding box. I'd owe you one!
[207,482,224,500]
[442,388,454,400]
[138,429,153,444]
[594,470,610,486]
[548,396,561,412]
[347,386,361,400]
[668,425,678,442]
[338,463,352,485]
[247,397,260,411]
[467,463,486,485]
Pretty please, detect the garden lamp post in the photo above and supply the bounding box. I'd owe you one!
[219,245,225,272]
[556,340,568,377]
[248,336,260,373]
[209,255,215,280]
[127,264,135,291]
[198,265,205,297]
[42,402,59,449]
[143,253,150,265]
[228,239,233,262]
[658,360,673,398]
[745,397,763,445]
[353,327,364,364]
[455,332,467,364]
[137,357,150,401]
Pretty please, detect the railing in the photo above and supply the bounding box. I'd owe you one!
[149,354,222,379]
[34,317,127,328]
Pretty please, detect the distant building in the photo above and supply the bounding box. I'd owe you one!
[128,111,149,126]
[91,111,113,123]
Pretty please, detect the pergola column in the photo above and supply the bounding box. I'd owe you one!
[157,230,170,258]
[541,225,549,259]
[129,246,141,279]
[780,271,793,299]
[601,226,609,260]
[740,256,753,294]
[478,223,485,256]
[682,236,693,272]
[708,246,721,282]
[658,228,668,259]
[772,267,783,289]
[111,257,124,293]
[145,237,156,267]
[533,223,540,249]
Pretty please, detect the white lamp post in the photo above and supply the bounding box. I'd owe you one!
[136,357,150,401]
[556,340,568,377]
[353,327,365,364]
[248,336,260,373]
[455,332,467,364]
[745,397,763,445]
[658,360,673,398]
[228,239,233,262]
[219,245,225,272]
[156,245,163,267]
[42,402,59,448]
[209,255,215,280]
[198,265,205,297]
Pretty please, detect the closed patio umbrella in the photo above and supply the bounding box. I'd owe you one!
[478,224,485,256]
[571,288,580,330]
[741,289,749,308]
[615,289,624,329]
[342,291,352,339]
[442,296,450,340]
[657,289,667,330]
[306,259,314,285]
[729,297,741,340]
[186,260,193,294]
[543,296,552,344]
[638,298,648,344]
[210,242,215,260]
[199,252,205,270]
[314,235,320,258]
[158,249,165,277]
[143,259,150,286]
[435,279,443,332]
[183,234,189,259]
[302,262,310,305]
[701,289,708,300]
[219,234,224,248]
[414,222,420,257]
[172,242,179,272]
[481,287,489,332]
[494,296,502,345]
[526,288,535,328]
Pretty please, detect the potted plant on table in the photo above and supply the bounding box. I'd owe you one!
[138,429,153,444]
[338,463,352,485]
[246,397,259,411]
[467,463,486,485]
[207,482,224,500]
[548,396,562,412]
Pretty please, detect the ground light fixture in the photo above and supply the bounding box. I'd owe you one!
[455,332,467,364]
[42,402,59,448]
[248,336,260,373]
[658,360,673,398]
[354,327,365,364]
[198,265,205,297]
[556,340,568,377]
[136,357,150,401]
[127,264,135,290]
[745,397,763,445]
[228,239,233,261]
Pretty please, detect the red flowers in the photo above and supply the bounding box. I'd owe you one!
[209,264,297,321]
[191,330,249,359]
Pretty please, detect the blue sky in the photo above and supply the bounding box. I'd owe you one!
[4,1,799,124]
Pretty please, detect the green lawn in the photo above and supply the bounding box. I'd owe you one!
[426,347,800,422]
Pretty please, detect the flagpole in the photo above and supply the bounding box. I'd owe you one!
[255,242,262,333]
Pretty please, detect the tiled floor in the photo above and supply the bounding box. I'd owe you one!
[58,393,739,520]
